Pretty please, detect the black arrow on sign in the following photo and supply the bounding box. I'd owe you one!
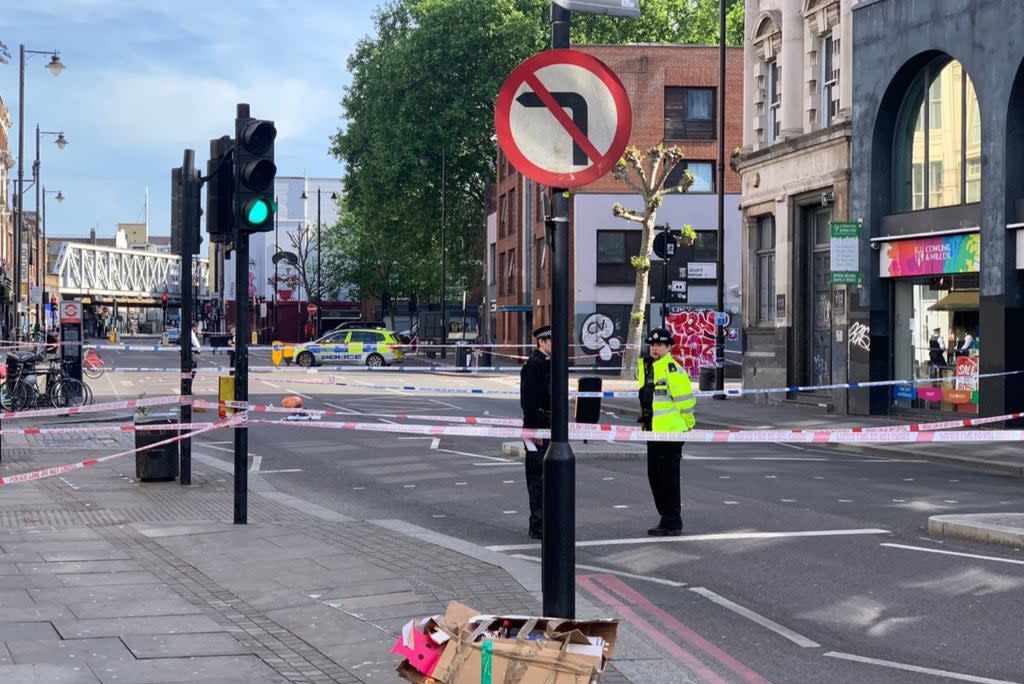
[516,91,589,166]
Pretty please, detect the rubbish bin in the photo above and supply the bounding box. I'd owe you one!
[574,377,603,424]
[134,413,179,481]
[698,366,717,392]
[455,341,471,372]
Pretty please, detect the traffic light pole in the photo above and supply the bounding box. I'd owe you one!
[542,2,575,620]
[233,225,249,524]
[178,150,197,486]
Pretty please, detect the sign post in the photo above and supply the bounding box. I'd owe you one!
[496,4,633,620]
[830,220,861,284]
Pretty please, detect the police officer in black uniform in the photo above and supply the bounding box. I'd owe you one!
[520,325,552,540]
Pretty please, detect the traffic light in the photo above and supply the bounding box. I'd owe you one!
[206,135,234,244]
[233,105,277,233]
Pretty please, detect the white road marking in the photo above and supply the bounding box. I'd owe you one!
[613,505,629,509]
[684,456,833,461]
[396,436,433,440]
[944,500,960,504]
[58,477,80,491]
[838,499,854,503]
[813,476,825,480]
[503,510,516,514]
[427,397,462,410]
[249,456,262,472]
[764,475,777,479]
[502,480,515,484]
[324,401,359,414]
[432,514,447,518]
[202,440,233,445]
[379,418,398,424]
[881,543,1024,566]
[203,444,259,457]
[260,469,303,474]
[823,651,1022,684]
[718,475,731,479]
[437,447,511,462]
[352,487,365,491]
[780,499,797,503]
[402,484,416,488]
[472,462,521,467]
[690,587,820,648]
[724,501,740,505]
[487,528,891,552]
[430,438,440,450]
[263,381,316,400]
[510,554,687,587]
[602,477,615,481]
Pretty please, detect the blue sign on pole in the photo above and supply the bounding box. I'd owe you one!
[715,311,730,327]
[892,385,916,401]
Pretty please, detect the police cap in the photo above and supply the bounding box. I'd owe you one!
[646,327,673,345]
[532,325,552,340]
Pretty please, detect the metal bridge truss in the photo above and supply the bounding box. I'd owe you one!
[54,242,209,301]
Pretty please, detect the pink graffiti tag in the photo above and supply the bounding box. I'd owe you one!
[665,310,718,377]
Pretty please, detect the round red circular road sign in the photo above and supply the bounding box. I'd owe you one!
[307,304,318,314]
[495,49,632,188]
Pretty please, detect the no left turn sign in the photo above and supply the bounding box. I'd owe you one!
[495,49,632,188]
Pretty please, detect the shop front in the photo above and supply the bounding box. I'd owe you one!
[877,230,979,414]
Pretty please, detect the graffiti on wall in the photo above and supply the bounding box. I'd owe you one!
[579,313,623,361]
[848,321,871,352]
[665,310,717,377]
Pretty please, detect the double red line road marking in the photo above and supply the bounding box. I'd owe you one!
[578,573,772,684]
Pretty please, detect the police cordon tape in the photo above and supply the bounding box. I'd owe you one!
[247,369,1021,399]
[250,417,1024,444]
[0,422,219,437]
[103,365,620,373]
[0,420,235,486]
[202,400,1024,434]
[1,394,186,421]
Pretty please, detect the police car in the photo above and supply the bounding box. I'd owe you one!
[289,328,404,367]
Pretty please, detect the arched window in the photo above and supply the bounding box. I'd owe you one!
[893,57,981,211]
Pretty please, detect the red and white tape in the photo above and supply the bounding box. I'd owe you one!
[248,418,1024,444]
[0,422,218,437]
[1,395,186,421]
[0,420,236,486]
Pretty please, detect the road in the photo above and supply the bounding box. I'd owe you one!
[87,343,1024,683]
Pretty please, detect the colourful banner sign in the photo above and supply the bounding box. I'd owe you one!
[880,233,979,277]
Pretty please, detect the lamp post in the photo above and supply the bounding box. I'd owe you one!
[35,128,67,327]
[419,150,447,356]
[301,187,338,337]
[41,187,63,328]
[15,44,65,339]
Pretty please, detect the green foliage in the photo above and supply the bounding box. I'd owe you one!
[330,0,743,300]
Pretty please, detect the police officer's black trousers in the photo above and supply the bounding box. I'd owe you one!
[525,440,548,535]
[647,440,683,530]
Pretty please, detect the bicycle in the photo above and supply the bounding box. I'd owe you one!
[83,348,105,379]
[1,355,90,411]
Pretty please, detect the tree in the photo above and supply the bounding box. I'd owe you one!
[329,0,742,305]
[611,145,698,378]
[283,225,319,306]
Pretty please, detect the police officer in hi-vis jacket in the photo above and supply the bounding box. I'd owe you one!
[638,327,696,536]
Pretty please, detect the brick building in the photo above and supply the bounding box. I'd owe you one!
[487,44,743,371]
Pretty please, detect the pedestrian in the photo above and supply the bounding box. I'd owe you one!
[520,324,552,540]
[227,324,237,369]
[928,327,945,374]
[190,322,203,370]
[637,327,696,536]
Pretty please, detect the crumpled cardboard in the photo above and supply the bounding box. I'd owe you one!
[395,601,618,684]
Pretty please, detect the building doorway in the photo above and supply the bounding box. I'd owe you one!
[806,206,833,388]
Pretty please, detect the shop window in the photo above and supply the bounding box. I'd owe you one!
[893,57,979,211]
[755,216,776,324]
[665,87,715,140]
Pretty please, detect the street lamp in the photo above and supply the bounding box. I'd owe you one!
[300,187,337,336]
[419,149,447,356]
[42,187,64,322]
[34,127,67,327]
[15,44,65,338]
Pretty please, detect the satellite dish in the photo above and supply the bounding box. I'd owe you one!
[272,251,298,266]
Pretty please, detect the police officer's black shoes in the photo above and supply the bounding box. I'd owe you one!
[647,525,682,537]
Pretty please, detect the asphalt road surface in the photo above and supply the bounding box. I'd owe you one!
[88,345,1024,683]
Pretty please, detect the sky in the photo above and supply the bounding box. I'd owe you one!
[0,0,382,238]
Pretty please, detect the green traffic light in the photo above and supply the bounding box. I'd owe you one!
[245,198,271,226]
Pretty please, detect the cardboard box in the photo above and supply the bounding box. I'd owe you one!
[426,601,618,684]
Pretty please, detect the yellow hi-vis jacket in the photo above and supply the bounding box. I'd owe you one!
[638,354,697,433]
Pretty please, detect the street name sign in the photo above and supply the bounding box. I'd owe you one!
[830,221,861,284]
[495,49,632,188]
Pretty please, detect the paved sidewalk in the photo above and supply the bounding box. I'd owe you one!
[0,428,699,683]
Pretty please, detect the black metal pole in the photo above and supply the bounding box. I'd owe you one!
[34,125,41,329]
[233,106,250,523]
[179,150,196,485]
[714,0,727,399]
[662,223,670,325]
[542,1,575,620]
[317,187,322,337]
[273,195,279,339]
[15,45,25,340]
[440,149,447,358]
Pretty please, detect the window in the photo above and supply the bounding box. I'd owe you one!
[498,195,508,237]
[755,216,776,325]
[664,161,714,192]
[893,57,979,211]
[768,61,781,141]
[488,244,496,284]
[665,87,715,140]
[691,230,718,262]
[820,34,839,127]
[596,230,641,284]
[534,237,547,290]
[536,185,546,221]
[509,188,517,235]
[505,249,516,296]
